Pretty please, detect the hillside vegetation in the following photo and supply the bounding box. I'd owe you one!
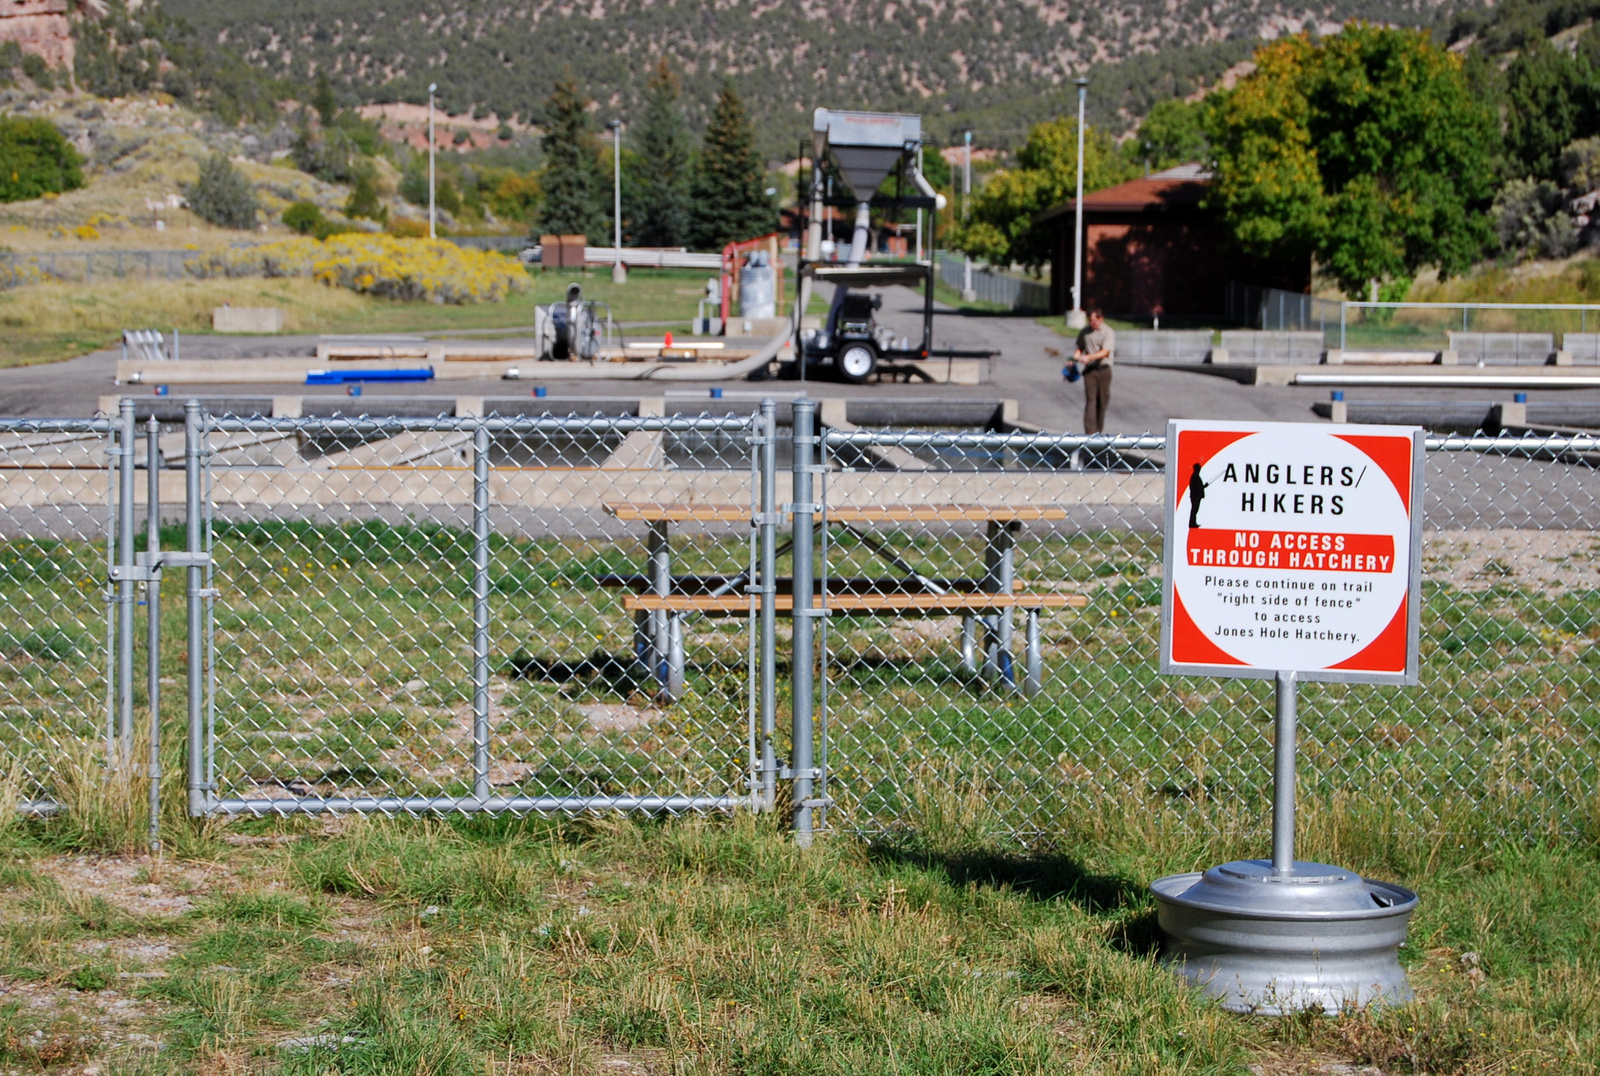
[154,0,1456,153]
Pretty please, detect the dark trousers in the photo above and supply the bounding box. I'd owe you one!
[1082,363,1112,435]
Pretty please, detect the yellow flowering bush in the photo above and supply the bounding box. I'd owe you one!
[193,235,527,304]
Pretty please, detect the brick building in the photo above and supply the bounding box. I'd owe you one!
[1036,164,1309,320]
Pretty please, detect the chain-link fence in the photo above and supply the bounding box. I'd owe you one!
[193,408,768,816]
[809,426,1600,842]
[0,419,115,814]
[935,253,1052,313]
[0,250,203,288]
[4,403,1599,845]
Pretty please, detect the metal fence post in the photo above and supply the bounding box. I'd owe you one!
[184,400,206,816]
[1272,670,1299,871]
[790,399,817,845]
[758,399,779,812]
[116,399,135,762]
[471,422,491,801]
[145,417,162,850]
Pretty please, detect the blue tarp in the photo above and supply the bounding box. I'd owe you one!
[305,368,435,385]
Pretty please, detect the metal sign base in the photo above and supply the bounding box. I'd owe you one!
[1151,859,1417,1015]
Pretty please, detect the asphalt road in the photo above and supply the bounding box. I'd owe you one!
[6,284,1600,434]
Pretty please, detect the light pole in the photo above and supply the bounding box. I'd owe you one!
[427,83,437,239]
[960,129,975,302]
[1066,77,1089,330]
[608,119,626,284]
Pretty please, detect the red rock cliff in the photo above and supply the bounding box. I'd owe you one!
[0,1,109,73]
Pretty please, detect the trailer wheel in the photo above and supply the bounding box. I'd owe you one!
[837,343,877,384]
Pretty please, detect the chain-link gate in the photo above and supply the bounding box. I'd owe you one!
[184,406,771,817]
[0,417,117,816]
[808,424,1600,841]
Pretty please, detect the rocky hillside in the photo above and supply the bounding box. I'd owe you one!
[156,0,1459,152]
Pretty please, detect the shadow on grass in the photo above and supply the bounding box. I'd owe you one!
[868,842,1146,916]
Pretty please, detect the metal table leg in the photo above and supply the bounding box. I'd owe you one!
[983,520,1017,688]
[647,521,671,691]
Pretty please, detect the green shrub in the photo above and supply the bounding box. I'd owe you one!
[281,200,325,235]
[19,53,53,91]
[183,153,260,230]
[344,165,387,223]
[0,117,84,202]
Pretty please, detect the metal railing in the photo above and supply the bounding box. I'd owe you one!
[3,404,1599,846]
[1226,282,1343,337]
[936,252,1052,314]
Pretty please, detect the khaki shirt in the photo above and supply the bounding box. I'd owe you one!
[1076,325,1115,365]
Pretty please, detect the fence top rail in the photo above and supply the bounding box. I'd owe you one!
[823,427,1600,455]
[0,418,114,434]
[205,413,761,435]
[823,430,1166,451]
[1348,301,1600,313]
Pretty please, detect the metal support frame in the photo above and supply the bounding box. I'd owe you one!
[790,399,817,845]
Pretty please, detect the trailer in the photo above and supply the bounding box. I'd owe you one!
[797,263,997,383]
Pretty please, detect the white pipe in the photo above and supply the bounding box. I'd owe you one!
[507,326,791,381]
[847,201,871,266]
[910,165,947,210]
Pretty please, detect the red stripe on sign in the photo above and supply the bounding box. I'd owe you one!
[1185,529,1395,572]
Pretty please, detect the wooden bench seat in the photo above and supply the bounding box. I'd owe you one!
[625,590,1085,698]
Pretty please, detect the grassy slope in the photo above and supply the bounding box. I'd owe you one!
[0,268,719,368]
[0,807,1595,1075]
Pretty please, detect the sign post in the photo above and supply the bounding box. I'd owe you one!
[1151,420,1424,1014]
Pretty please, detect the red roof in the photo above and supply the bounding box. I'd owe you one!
[1034,165,1210,224]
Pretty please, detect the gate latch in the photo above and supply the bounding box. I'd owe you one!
[111,551,212,582]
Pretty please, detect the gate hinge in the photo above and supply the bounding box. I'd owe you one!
[779,766,822,780]
[798,797,834,809]
[791,607,830,617]
[752,512,784,526]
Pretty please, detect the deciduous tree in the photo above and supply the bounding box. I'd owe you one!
[951,117,1133,271]
[1206,24,1498,297]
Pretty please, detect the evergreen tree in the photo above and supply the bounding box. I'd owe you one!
[536,77,606,240]
[690,82,772,251]
[1505,39,1596,184]
[627,59,693,248]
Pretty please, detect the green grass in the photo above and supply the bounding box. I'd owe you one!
[0,807,1597,1073]
[2,519,1600,1069]
[0,266,725,367]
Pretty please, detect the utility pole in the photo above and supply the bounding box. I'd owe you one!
[960,129,975,302]
[608,119,627,284]
[1066,77,1089,329]
[427,83,437,239]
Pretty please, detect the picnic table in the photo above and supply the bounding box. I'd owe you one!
[602,502,1085,699]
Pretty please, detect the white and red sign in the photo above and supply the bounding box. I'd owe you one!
[1161,420,1423,684]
